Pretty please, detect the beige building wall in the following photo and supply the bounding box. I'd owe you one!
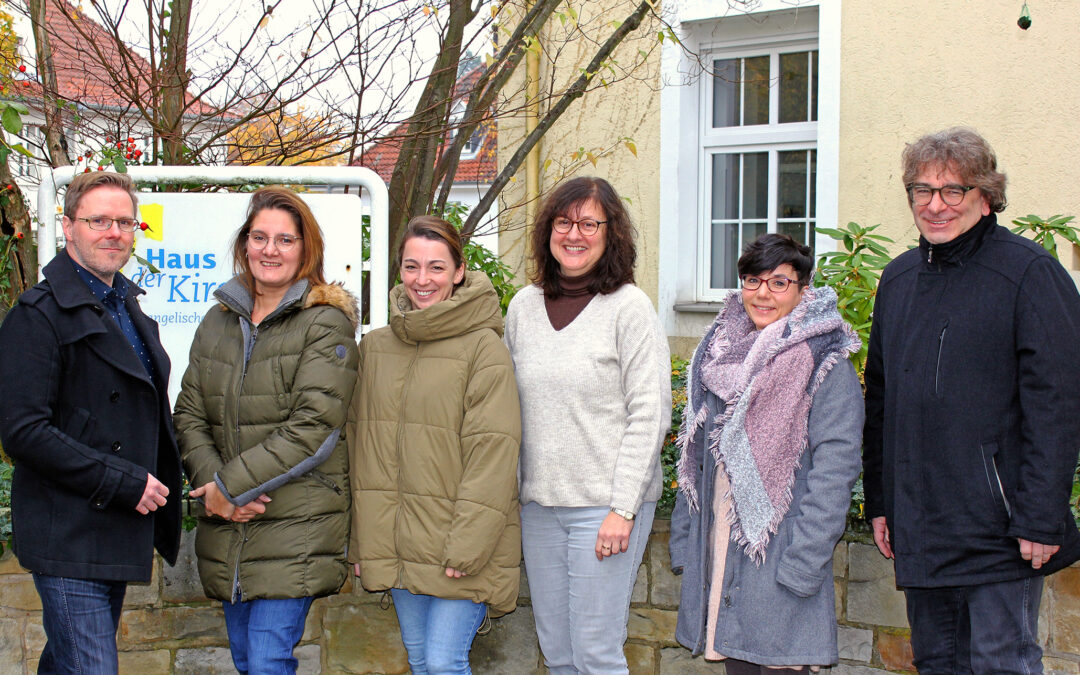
[838,2,1080,273]
[497,0,664,304]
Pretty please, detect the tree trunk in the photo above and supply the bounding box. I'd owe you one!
[27,0,70,167]
[384,0,477,284]
[160,0,192,165]
[0,132,37,313]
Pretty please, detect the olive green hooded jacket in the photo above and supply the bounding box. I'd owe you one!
[175,277,359,602]
[348,271,522,615]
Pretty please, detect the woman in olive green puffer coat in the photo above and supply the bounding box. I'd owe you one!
[174,187,359,674]
[349,217,521,674]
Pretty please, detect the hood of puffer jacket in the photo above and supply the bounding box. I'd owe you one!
[214,276,360,331]
[389,270,502,344]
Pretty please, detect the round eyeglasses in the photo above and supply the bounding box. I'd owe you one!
[248,232,303,251]
[76,216,139,232]
[739,274,799,293]
[552,217,606,236]
[906,184,976,207]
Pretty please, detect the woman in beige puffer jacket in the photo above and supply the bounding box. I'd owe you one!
[349,216,521,675]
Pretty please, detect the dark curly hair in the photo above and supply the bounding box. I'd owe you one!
[529,176,636,298]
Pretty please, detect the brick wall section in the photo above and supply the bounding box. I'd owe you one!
[2,522,1078,673]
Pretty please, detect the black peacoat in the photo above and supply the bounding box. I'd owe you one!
[0,250,181,581]
[863,215,1080,588]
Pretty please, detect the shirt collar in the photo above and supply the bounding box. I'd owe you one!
[69,257,127,304]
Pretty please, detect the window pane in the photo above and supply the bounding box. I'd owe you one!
[710,222,739,289]
[778,221,808,246]
[712,59,740,128]
[743,56,770,125]
[810,50,818,122]
[742,221,767,249]
[778,150,808,219]
[809,149,817,217]
[742,152,768,219]
[779,52,809,124]
[711,154,740,220]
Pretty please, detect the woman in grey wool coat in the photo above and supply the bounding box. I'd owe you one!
[670,234,863,673]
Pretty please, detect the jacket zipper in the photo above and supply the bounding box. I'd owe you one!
[230,322,259,603]
[934,322,948,396]
[394,342,421,589]
[231,523,247,602]
[990,457,1012,518]
[927,244,934,263]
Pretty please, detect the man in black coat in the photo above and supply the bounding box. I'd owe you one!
[0,171,181,673]
[863,127,1080,674]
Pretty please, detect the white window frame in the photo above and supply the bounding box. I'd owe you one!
[696,38,818,301]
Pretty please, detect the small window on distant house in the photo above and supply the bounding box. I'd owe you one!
[700,45,817,298]
[14,126,43,178]
[461,127,484,160]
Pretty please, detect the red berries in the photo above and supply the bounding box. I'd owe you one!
[15,232,23,239]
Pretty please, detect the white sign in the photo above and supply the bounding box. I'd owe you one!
[120,192,366,401]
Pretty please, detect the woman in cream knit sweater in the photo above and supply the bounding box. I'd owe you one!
[504,177,671,674]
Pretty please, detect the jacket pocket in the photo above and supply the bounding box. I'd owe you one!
[934,320,949,398]
[61,406,96,444]
[308,469,344,495]
[979,442,1011,518]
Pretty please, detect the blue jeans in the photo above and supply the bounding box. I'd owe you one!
[390,588,486,675]
[521,502,655,675]
[222,596,314,675]
[905,576,1045,674]
[33,574,126,675]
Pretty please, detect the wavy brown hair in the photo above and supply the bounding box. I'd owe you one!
[529,176,636,298]
[231,186,327,295]
[902,127,1007,213]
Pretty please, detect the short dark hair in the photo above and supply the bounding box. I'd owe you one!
[231,187,327,294]
[737,233,813,285]
[397,215,466,289]
[529,176,636,297]
[64,171,138,218]
[901,127,1007,213]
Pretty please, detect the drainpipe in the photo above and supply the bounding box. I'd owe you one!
[524,4,541,232]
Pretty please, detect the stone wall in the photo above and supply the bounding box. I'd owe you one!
[2,522,1078,673]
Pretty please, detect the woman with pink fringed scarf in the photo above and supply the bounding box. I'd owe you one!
[669,233,863,674]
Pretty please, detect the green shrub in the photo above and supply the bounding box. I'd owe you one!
[656,356,689,517]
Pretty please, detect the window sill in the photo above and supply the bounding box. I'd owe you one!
[673,302,725,314]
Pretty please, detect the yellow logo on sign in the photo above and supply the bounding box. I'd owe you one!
[139,203,164,241]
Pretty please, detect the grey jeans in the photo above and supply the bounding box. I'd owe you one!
[521,501,655,675]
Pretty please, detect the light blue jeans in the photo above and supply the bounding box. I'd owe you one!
[521,501,656,675]
[390,588,487,674]
[222,596,314,675]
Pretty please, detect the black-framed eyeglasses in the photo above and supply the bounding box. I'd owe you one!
[552,217,606,236]
[247,231,303,251]
[76,216,139,232]
[906,183,976,207]
[739,274,799,293]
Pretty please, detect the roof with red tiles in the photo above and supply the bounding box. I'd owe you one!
[20,0,217,118]
[353,67,496,185]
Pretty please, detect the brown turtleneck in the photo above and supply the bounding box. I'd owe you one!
[544,271,597,331]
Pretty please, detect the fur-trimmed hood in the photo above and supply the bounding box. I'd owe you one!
[306,282,360,332]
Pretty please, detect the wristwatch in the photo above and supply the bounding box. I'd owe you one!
[611,507,635,521]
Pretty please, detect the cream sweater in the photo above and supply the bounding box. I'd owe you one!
[504,283,672,514]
